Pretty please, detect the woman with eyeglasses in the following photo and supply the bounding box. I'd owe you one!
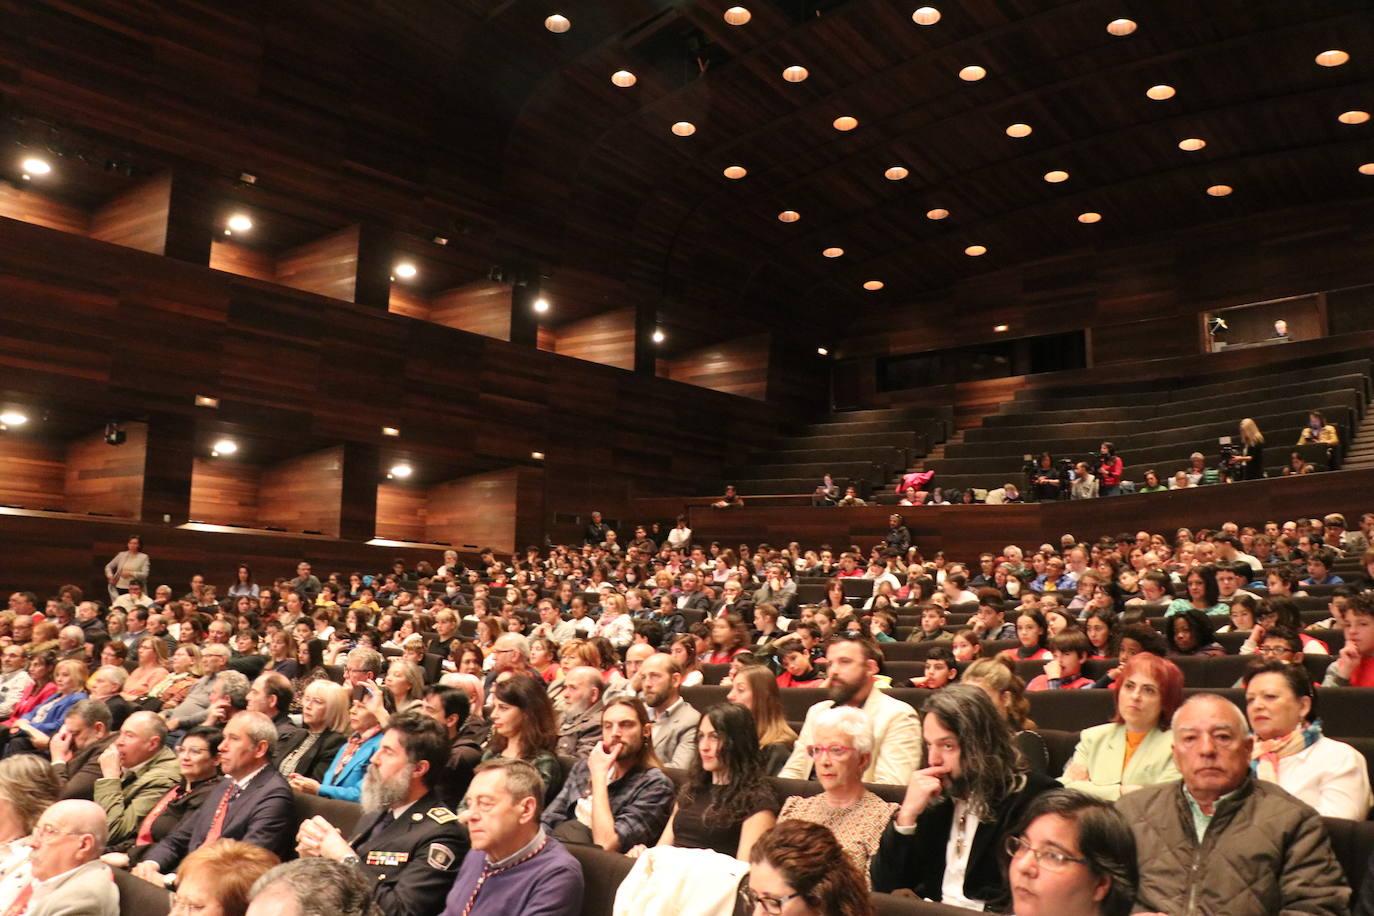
[745,819,874,916]
[105,726,225,867]
[777,706,896,879]
[1005,789,1138,916]
[169,837,280,916]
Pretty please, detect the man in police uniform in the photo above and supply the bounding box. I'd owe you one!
[296,712,467,916]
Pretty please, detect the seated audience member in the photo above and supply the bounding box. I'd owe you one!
[291,683,392,803]
[277,680,349,783]
[541,697,675,852]
[1302,549,1345,586]
[1070,463,1099,500]
[104,726,223,866]
[870,685,1057,909]
[1083,610,1117,659]
[420,685,482,809]
[1138,469,1167,494]
[121,637,171,702]
[83,666,132,731]
[0,646,32,720]
[48,699,115,800]
[1061,654,1183,800]
[779,637,921,785]
[161,643,228,732]
[24,800,118,915]
[778,706,897,876]
[906,605,952,644]
[747,820,875,916]
[1219,593,1260,634]
[726,666,797,775]
[477,674,563,803]
[1164,609,1225,657]
[1325,591,1374,686]
[0,755,61,910]
[248,858,382,916]
[775,644,822,688]
[711,485,745,509]
[92,710,182,847]
[554,666,604,760]
[135,712,295,882]
[962,658,1049,775]
[143,644,202,711]
[246,672,304,751]
[202,670,252,729]
[441,758,584,915]
[1005,789,1139,916]
[1026,631,1094,691]
[1115,694,1350,915]
[951,629,982,664]
[1243,661,1372,820]
[2,659,87,756]
[296,713,467,916]
[637,654,700,771]
[909,646,957,689]
[972,595,1017,641]
[171,839,280,916]
[1165,565,1226,618]
[641,703,777,860]
[1003,611,1052,662]
[836,486,867,507]
[1296,410,1339,446]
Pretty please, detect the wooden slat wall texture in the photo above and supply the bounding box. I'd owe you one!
[0,440,67,511]
[257,447,344,536]
[64,424,147,519]
[427,282,512,341]
[0,188,89,235]
[662,334,770,401]
[275,225,360,302]
[188,458,261,528]
[548,307,635,370]
[87,174,171,255]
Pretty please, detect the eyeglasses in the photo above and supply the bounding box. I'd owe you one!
[1257,645,1293,656]
[32,823,88,842]
[739,887,801,915]
[1005,835,1087,871]
[805,744,854,760]
[170,894,210,914]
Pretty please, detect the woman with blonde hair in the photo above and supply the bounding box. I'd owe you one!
[121,636,170,702]
[727,666,797,774]
[146,644,203,710]
[0,754,61,910]
[961,656,1049,774]
[382,659,425,715]
[1233,417,1265,481]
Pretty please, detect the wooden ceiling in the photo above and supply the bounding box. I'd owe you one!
[2,0,1373,351]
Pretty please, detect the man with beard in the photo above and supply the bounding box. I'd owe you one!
[778,636,922,784]
[870,685,1056,909]
[555,667,604,759]
[295,711,467,916]
[637,654,699,770]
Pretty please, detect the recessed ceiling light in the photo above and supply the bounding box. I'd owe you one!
[381,427,400,437]
[194,395,220,409]
[1077,211,1102,224]
[993,324,1010,332]
[822,247,844,258]
[1338,110,1370,125]
[1043,170,1069,183]
[1316,50,1350,68]
[884,166,909,180]
[959,65,987,82]
[863,280,884,291]
[723,165,747,180]
[388,463,413,480]
[531,451,545,461]
[1206,184,1233,197]
[227,214,253,233]
[533,297,551,313]
[21,157,50,176]
[671,121,696,137]
[1106,19,1137,36]
[652,329,666,344]
[778,210,800,223]
[1178,137,1207,151]
[211,438,238,457]
[1360,163,1374,175]
[912,7,941,25]
[965,244,987,256]
[817,347,830,356]
[723,6,751,25]
[1146,84,1176,100]
[0,411,27,427]
[432,236,449,246]
[544,14,570,33]
[394,262,418,279]
[1006,123,1032,138]
[833,115,858,131]
[783,66,809,83]
[611,70,637,88]
[926,208,950,220]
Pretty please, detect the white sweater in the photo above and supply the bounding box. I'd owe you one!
[1259,734,1373,821]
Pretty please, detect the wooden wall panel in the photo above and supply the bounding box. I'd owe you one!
[209,241,276,282]
[87,174,171,255]
[536,326,556,352]
[375,483,427,543]
[0,186,89,235]
[275,225,359,302]
[1089,316,1199,366]
[428,282,511,341]
[550,307,635,370]
[426,469,519,553]
[387,285,430,321]
[0,439,67,511]
[188,458,260,527]
[661,334,770,400]
[64,423,147,519]
[258,447,344,536]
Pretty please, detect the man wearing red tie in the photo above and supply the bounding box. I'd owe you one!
[11,799,116,916]
[132,712,293,885]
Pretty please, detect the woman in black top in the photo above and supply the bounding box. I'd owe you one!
[114,726,223,864]
[645,703,778,860]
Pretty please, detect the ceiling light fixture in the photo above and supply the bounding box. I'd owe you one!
[194,395,220,409]
[783,65,809,83]
[671,121,696,136]
[210,438,238,458]
[723,165,747,180]
[1178,137,1207,151]
[884,166,909,180]
[993,324,1010,332]
[817,347,829,356]
[1206,184,1233,197]
[544,14,570,33]
[652,329,666,344]
[833,115,858,131]
[531,451,545,461]
[822,247,844,258]
[21,157,51,177]
[533,297,550,313]
[926,208,949,220]
[1146,84,1176,100]
[394,262,418,279]
[778,210,800,223]
[611,70,637,88]
[388,463,413,480]
[381,427,400,437]
[965,244,987,256]
[912,7,941,25]
[1316,50,1350,68]
[1006,123,1032,138]
[1338,110,1370,125]
[226,214,253,233]
[959,65,987,82]
[1106,18,1137,36]
[0,411,27,427]
[1077,211,1102,223]
[433,236,449,246]
[723,6,751,25]
[1359,163,1374,175]
[863,280,884,291]
[1043,170,1069,183]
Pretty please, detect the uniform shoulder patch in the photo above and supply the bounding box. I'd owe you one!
[426,806,458,824]
[427,842,457,871]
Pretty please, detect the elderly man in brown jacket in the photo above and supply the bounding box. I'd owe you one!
[1116,693,1350,916]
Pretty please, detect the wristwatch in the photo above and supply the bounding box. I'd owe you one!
[340,854,361,868]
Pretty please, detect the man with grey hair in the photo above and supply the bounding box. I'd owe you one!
[135,711,294,881]
[1116,693,1348,915]
[555,667,604,759]
[247,859,381,916]
[162,643,229,733]
[56,625,85,662]
[93,710,180,846]
[26,799,117,915]
[486,633,530,684]
[344,647,385,687]
[49,698,115,800]
[203,669,252,728]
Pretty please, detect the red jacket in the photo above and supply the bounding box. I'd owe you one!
[1098,456,1124,487]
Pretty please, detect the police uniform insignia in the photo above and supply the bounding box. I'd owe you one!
[412,812,424,822]
[426,806,458,824]
[427,843,457,870]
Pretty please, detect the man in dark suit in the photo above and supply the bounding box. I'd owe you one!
[420,684,482,809]
[247,672,304,752]
[296,712,467,916]
[133,711,295,883]
[674,572,712,612]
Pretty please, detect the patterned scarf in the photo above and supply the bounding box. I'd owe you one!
[1251,720,1322,782]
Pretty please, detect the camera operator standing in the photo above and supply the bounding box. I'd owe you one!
[1225,418,1265,481]
[1097,442,1124,496]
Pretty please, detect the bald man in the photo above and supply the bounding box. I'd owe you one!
[27,799,117,915]
[93,710,181,846]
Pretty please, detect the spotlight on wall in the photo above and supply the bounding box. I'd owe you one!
[210,438,238,457]
[531,451,546,461]
[388,463,414,480]
[20,157,50,180]
[533,297,550,314]
[194,395,220,409]
[393,262,418,280]
[0,411,27,430]
[652,329,666,344]
[381,426,400,437]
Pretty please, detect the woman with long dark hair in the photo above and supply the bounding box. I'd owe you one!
[480,673,563,801]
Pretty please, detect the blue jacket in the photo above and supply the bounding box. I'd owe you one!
[25,690,88,736]
[319,731,383,801]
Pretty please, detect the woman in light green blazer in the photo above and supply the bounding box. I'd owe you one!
[1060,653,1183,800]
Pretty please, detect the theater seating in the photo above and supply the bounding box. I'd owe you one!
[114,865,171,916]
[293,789,362,838]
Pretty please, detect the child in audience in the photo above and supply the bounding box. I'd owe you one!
[1027,631,1095,691]
[907,646,956,689]
[775,646,822,688]
[1324,593,1374,687]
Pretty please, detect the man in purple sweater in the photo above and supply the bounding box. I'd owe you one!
[442,758,583,916]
